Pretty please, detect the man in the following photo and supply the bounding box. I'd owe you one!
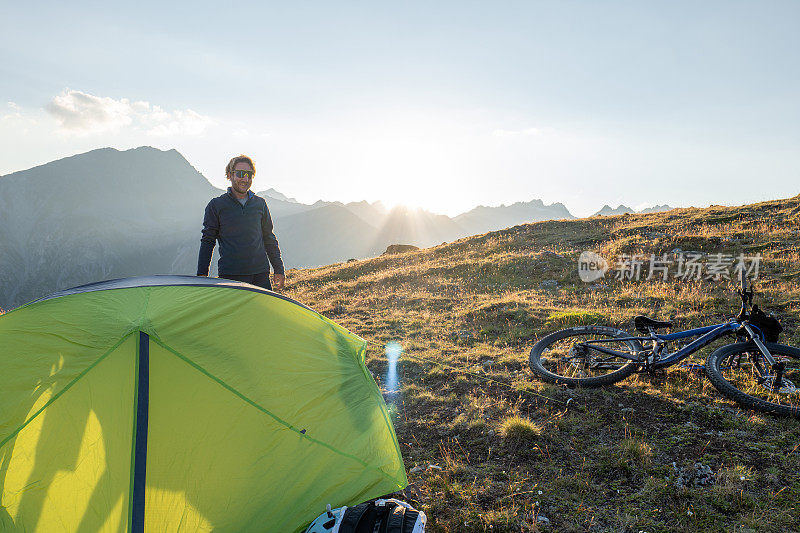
[197,155,285,290]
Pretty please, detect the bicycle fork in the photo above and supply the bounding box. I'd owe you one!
[742,324,786,391]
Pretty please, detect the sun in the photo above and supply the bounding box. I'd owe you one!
[377,197,415,211]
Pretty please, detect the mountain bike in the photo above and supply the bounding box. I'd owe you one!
[529,272,799,416]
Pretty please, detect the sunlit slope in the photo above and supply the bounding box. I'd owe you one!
[285,194,800,532]
[289,194,800,337]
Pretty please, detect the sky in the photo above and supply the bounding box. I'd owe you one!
[1,1,798,217]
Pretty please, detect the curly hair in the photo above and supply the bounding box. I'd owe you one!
[225,154,256,178]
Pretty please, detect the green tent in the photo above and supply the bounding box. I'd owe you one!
[0,276,407,532]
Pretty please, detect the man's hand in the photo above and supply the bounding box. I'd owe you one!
[273,273,285,291]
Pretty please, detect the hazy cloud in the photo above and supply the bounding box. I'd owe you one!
[1,102,38,134]
[3,102,23,120]
[46,89,212,136]
[143,109,212,136]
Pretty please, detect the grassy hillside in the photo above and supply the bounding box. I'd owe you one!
[286,195,800,532]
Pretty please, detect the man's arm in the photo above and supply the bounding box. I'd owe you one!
[197,201,219,276]
[261,202,285,288]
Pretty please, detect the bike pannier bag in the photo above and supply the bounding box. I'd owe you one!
[749,304,783,342]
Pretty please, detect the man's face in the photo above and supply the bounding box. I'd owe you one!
[229,161,253,195]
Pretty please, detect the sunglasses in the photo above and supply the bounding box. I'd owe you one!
[234,170,254,180]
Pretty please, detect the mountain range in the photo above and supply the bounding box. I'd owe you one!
[591,204,673,217]
[0,146,673,309]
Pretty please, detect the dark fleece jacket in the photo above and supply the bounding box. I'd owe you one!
[197,189,284,276]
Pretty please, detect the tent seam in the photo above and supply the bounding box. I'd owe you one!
[151,338,406,487]
[141,288,151,325]
[0,332,135,452]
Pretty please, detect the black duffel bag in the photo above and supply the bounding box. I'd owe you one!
[305,498,426,533]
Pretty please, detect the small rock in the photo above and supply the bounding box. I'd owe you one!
[675,462,716,488]
[383,244,420,255]
[409,463,442,473]
[540,279,559,289]
[536,515,550,525]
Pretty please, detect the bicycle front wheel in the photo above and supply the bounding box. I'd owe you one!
[706,342,800,417]
[529,326,642,387]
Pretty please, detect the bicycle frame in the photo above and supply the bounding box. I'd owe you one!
[531,272,797,409]
[580,321,741,369]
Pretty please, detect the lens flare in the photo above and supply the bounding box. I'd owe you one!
[384,341,403,394]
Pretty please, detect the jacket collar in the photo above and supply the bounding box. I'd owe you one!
[227,187,254,203]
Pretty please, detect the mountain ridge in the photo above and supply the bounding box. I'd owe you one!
[0,146,676,308]
[592,204,674,217]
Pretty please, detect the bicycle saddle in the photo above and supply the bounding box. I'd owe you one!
[634,315,673,333]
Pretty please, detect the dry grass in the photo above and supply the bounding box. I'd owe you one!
[499,416,544,442]
[286,194,800,532]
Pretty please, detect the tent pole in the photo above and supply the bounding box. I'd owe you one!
[132,331,150,533]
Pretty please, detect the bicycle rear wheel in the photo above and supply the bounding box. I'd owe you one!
[529,326,642,387]
[705,342,800,417]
